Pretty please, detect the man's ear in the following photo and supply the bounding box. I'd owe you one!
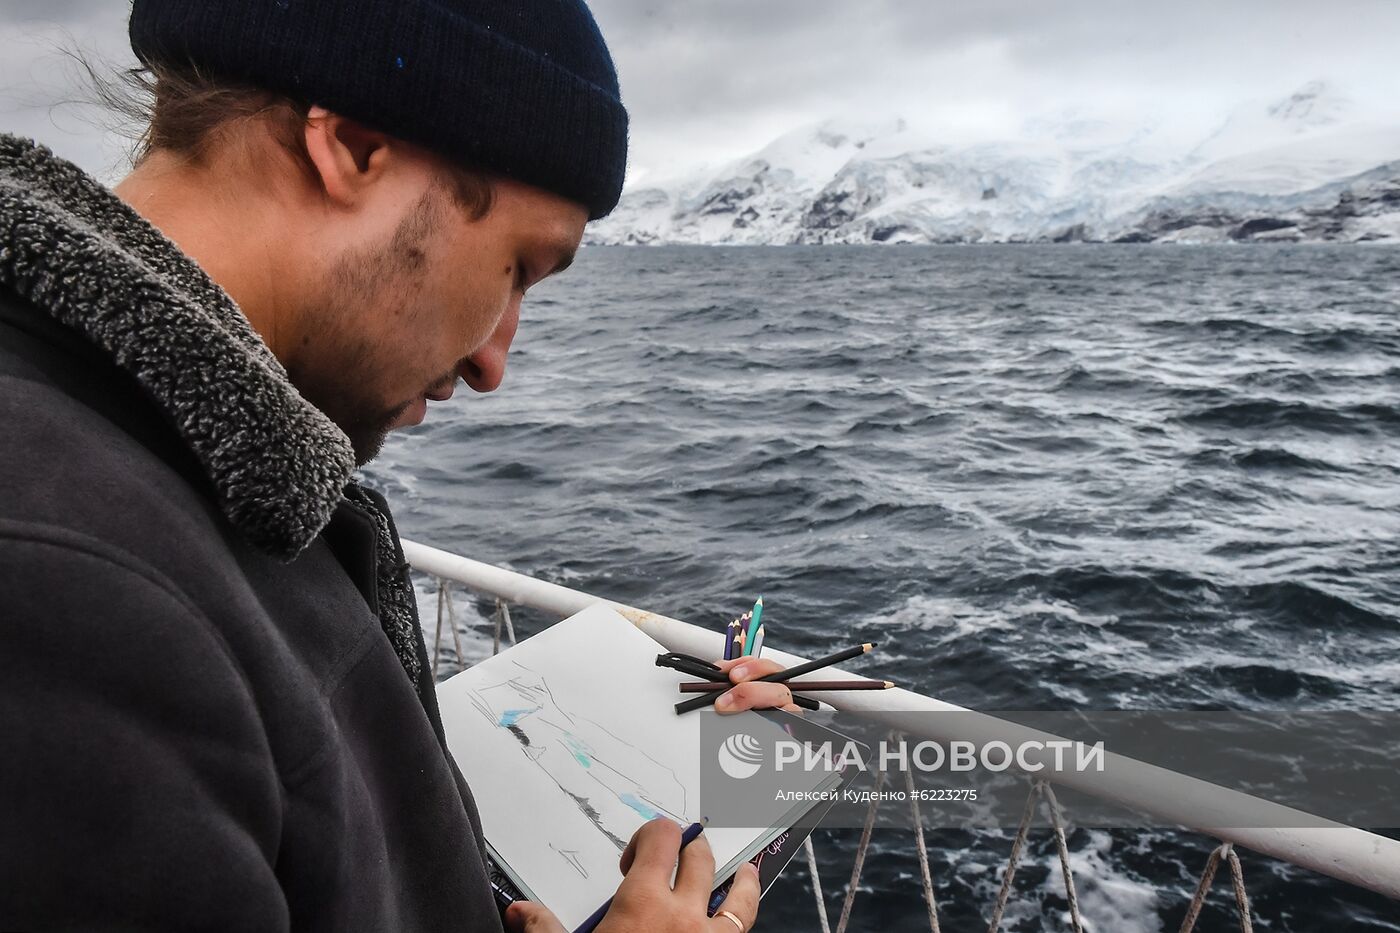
[302,106,393,206]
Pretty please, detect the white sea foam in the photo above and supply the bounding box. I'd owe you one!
[878,592,1120,639]
[1039,830,1162,933]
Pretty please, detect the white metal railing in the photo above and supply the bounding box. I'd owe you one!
[403,538,1400,929]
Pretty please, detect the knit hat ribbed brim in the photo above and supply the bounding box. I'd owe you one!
[130,0,628,219]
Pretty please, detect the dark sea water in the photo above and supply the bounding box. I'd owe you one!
[366,245,1400,932]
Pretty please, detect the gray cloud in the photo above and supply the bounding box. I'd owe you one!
[1,1,136,179]
[582,0,1400,180]
[2,0,110,25]
[3,1,1397,186]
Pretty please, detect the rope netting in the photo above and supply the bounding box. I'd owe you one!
[427,579,1256,933]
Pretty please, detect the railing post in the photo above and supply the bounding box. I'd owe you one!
[835,741,890,933]
[1041,783,1083,932]
[804,836,833,933]
[445,581,464,669]
[433,579,446,678]
[500,600,517,646]
[902,743,942,933]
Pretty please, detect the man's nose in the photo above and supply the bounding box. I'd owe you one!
[459,299,520,393]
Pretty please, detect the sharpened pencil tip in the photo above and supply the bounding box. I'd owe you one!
[863,642,875,651]
[883,681,895,688]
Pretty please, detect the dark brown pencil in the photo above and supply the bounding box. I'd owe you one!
[674,642,877,714]
[679,679,893,693]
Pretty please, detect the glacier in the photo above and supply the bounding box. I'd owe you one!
[588,82,1400,246]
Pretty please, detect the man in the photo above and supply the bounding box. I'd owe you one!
[0,1,799,930]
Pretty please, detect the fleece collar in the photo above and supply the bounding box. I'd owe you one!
[0,134,356,561]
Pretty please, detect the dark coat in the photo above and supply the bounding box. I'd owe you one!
[0,135,504,932]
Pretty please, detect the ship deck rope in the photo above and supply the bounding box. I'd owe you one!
[429,578,1257,933]
[1179,842,1253,933]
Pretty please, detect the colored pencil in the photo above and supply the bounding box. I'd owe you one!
[675,643,877,714]
[742,596,763,656]
[679,679,894,693]
[756,642,875,683]
[732,630,746,657]
[674,685,821,712]
[722,620,739,661]
[750,625,765,659]
[572,821,706,933]
[655,652,725,680]
[668,658,728,680]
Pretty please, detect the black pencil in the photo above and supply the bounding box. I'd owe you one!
[679,679,893,693]
[674,642,877,714]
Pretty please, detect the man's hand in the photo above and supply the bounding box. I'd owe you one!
[710,657,802,714]
[503,819,761,933]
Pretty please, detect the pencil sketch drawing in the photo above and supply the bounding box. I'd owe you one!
[550,844,590,879]
[468,660,689,858]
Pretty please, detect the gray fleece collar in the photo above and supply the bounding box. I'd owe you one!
[0,134,356,561]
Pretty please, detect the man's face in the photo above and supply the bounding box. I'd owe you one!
[286,174,587,464]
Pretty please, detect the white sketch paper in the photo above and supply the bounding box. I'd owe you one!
[437,603,831,929]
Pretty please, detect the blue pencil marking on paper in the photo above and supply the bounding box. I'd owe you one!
[497,708,532,727]
[563,734,593,767]
[618,793,660,820]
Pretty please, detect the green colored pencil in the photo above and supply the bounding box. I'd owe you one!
[742,596,763,656]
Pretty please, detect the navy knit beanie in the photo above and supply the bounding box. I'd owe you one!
[129,0,628,219]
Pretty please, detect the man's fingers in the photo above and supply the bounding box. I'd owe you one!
[709,657,796,713]
[673,829,716,902]
[617,827,641,876]
[618,837,636,876]
[714,680,793,713]
[711,863,761,933]
[503,900,568,933]
[617,817,682,885]
[712,657,786,680]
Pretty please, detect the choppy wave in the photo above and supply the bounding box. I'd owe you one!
[369,244,1400,932]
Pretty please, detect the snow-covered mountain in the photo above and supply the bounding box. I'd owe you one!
[589,83,1400,245]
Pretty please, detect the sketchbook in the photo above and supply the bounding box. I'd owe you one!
[437,603,842,930]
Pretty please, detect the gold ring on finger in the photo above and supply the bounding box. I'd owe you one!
[714,909,746,933]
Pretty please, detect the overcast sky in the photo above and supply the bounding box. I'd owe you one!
[4,1,1398,188]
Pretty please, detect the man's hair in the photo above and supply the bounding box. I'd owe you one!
[86,56,495,218]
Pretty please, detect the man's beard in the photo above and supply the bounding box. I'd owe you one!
[286,190,443,465]
[297,360,408,466]
[330,396,411,466]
